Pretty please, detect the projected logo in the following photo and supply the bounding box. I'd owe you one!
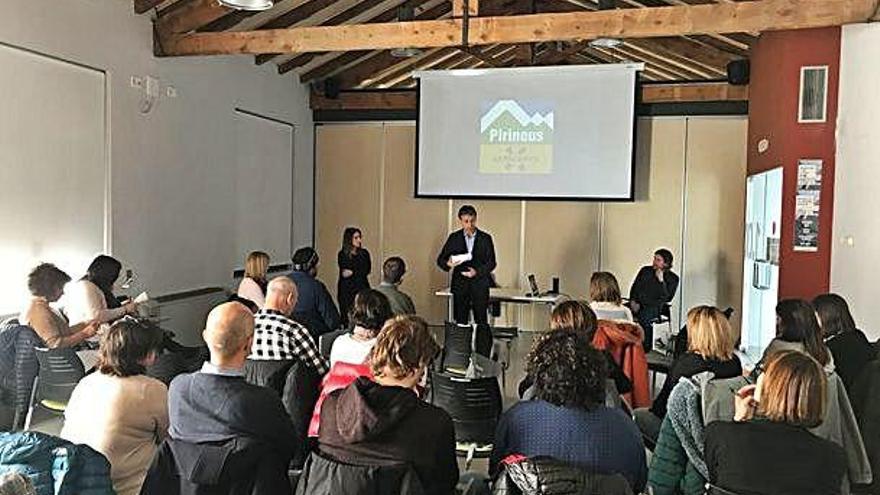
[479,100,554,174]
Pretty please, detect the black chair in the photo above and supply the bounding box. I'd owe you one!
[243,359,320,468]
[442,321,474,373]
[0,321,43,430]
[430,371,502,469]
[318,328,347,360]
[25,347,85,430]
[645,350,674,397]
[490,326,518,391]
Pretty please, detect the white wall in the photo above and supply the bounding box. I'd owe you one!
[831,23,880,340]
[0,1,314,299]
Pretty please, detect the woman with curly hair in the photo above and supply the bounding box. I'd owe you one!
[490,329,647,492]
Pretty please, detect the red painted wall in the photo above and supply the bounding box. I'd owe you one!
[747,27,840,300]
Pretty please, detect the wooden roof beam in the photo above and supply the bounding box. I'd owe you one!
[310,81,748,110]
[267,0,448,67]
[156,0,232,37]
[135,0,166,14]
[160,0,878,56]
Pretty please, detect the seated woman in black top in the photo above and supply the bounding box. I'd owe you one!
[518,300,632,399]
[316,315,458,495]
[705,350,846,495]
[813,293,877,391]
[634,305,741,443]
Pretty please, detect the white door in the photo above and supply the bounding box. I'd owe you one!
[741,167,782,358]
[232,110,295,271]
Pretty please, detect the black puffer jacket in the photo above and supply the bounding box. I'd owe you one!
[295,451,426,495]
[492,456,633,495]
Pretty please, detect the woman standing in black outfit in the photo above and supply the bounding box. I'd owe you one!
[337,227,371,326]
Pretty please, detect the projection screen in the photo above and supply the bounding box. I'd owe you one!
[415,63,643,200]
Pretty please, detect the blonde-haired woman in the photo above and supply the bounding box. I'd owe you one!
[634,305,741,442]
[237,251,270,309]
[705,350,845,495]
[588,271,635,323]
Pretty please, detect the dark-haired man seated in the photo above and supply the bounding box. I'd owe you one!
[375,257,416,316]
[289,247,341,341]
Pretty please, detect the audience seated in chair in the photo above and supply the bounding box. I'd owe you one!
[375,256,417,316]
[60,318,167,495]
[19,263,98,350]
[628,248,679,351]
[329,289,391,366]
[850,357,880,495]
[248,276,328,376]
[589,271,636,324]
[60,255,209,385]
[753,299,872,491]
[307,315,459,495]
[647,368,750,495]
[518,301,632,400]
[812,293,877,393]
[63,255,141,331]
[142,301,297,495]
[705,350,846,495]
[289,247,341,341]
[491,328,647,493]
[237,251,270,310]
[592,318,650,408]
[635,306,741,444]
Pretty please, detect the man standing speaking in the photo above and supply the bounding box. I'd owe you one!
[437,205,496,357]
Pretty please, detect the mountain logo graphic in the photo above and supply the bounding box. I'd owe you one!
[480,100,554,133]
[479,100,554,175]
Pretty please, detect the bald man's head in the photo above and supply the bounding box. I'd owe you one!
[264,276,298,315]
[203,302,255,363]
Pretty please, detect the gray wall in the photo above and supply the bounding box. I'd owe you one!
[0,0,314,301]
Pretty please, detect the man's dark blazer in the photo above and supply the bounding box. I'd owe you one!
[436,229,496,293]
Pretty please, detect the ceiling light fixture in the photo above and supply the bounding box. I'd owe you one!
[589,37,624,48]
[391,47,424,58]
[390,5,424,58]
[218,0,274,11]
[589,0,622,49]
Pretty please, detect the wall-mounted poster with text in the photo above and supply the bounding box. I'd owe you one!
[794,159,822,252]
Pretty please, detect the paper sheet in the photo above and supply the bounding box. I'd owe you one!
[450,253,472,265]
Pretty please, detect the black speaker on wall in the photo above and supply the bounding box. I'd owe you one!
[322,77,341,99]
[727,60,750,85]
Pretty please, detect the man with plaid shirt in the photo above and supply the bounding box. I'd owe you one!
[248,276,328,375]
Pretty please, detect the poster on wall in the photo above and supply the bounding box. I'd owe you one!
[794,159,822,252]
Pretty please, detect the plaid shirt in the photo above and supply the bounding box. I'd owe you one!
[249,309,328,375]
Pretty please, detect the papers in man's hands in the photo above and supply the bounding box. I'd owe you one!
[133,292,149,304]
[449,253,472,266]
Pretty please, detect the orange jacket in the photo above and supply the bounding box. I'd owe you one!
[593,320,650,408]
